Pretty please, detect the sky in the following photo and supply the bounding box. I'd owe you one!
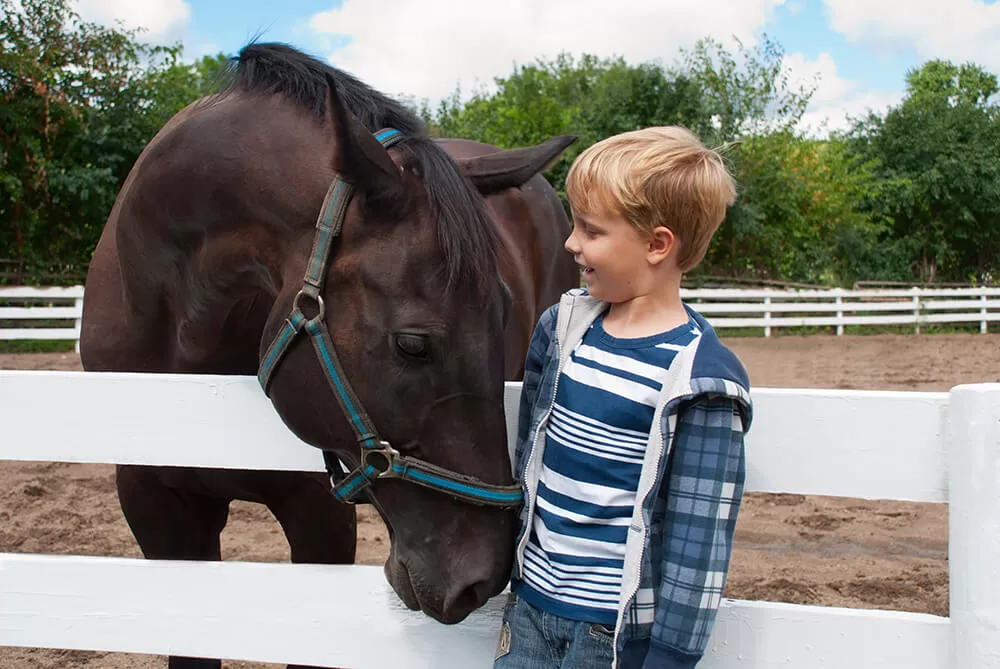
[69,0,1000,135]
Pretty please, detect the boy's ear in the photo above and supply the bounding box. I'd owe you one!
[647,226,676,265]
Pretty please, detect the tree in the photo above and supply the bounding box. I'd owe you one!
[430,53,705,200]
[847,60,1000,283]
[428,39,889,286]
[145,52,232,126]
[0,0,228,282]
[680,36,827,281]
[679,36,813,144]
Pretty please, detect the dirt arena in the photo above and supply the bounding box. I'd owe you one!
[3,332,999,668]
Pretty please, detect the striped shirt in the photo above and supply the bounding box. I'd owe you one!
[515,313,701,625]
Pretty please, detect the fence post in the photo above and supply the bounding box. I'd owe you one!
[981,290,988,334]
[834,288,844,336]
[949,383,1000,669]
[74,296,84,354]
[763,296,772,338]
[912,287,921,334]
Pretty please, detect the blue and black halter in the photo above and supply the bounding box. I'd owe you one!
[258,128,523,509]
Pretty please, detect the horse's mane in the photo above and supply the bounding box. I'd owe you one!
[223,43,499,295]
[229,42,425,136]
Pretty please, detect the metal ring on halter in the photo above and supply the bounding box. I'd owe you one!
[293,289,325,324]
[362,442,399,478]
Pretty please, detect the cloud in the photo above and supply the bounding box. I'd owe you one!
[309,0,788,102]
[784,52,902,135]
[824,0,1000,70]
[186,41,222,62]
[73,0,192,43]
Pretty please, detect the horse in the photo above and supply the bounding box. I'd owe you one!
[79,43,577,669]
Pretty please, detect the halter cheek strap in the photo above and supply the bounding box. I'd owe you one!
[257,128,523,509]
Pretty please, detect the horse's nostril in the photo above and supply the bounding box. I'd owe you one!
[441,578,493,624]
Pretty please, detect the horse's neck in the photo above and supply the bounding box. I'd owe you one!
[117,93,337,370]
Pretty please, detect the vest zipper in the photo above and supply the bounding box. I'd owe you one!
[515,334,564,575]
[612,396,668,666]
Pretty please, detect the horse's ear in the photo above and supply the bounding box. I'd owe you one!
[456,136,577,195]
[324,75,404,201]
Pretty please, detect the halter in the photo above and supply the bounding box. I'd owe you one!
[258,128,523,509]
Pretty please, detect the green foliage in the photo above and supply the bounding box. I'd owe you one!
[672,36,917,287]
[845,60,1000,283]
[661,37,847,283]
[2,9,998,290]
[430,53,706,200]
[705,134,879,284]
[425,38,870,285]
[0,0,228,283]
[428,41,1000,288]
[145,52,232,126]
[679,36,813,144]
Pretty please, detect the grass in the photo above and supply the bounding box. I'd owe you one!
[0,340,75,353]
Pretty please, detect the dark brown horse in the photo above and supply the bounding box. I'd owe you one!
[80,43,576,668]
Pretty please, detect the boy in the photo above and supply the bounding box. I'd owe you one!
[495,126,752,669]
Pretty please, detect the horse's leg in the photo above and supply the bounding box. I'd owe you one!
[259,473,356,669]
[257,472,357,565]
[116,464,231,669]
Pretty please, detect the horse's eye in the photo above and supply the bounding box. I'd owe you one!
[396,333,430,361]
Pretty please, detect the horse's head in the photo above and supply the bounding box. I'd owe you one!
[260,79,516,624]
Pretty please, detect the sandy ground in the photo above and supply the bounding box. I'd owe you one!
[3,332,999,668]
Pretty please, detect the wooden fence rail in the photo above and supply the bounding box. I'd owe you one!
[1,370,998,667]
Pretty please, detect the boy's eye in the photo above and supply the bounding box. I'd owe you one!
[573,219,599,237]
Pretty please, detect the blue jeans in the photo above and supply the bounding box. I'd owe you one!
[493,593,616,669]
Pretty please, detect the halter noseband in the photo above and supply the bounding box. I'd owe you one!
[257,128,523,509]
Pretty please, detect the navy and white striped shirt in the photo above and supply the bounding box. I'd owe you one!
[516,313,701,625]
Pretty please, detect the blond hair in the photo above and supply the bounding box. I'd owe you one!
[565,126,736,272]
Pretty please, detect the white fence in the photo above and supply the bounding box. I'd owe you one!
[682,286,1000,336]
[3,286,999,344]
[1,370,999,667]
[0,286,84,350]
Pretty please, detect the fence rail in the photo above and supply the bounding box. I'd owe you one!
[682,286,1000,335]
[3,286,999,346]
[0,286,84,348]
[1,370,998,667]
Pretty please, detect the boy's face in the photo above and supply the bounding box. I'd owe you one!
[564,207,653,303]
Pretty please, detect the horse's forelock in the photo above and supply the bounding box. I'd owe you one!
[398,138,501,300]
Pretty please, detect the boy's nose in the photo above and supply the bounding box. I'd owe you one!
[564,232,580,254]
